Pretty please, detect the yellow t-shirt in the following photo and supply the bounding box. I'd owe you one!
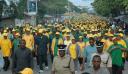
[118,39,127,48]
[118,39,127,58]
[103,39,113,52]
[77,42,85,52]
[69,44,77,59]
[101,38,106,43]
[85,41,90,46]
[22,34,34,51]
[0,38,12,57]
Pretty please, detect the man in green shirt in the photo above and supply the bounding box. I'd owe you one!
[108,37,126,74]
[13,33,21,51]
[83,32,89,43]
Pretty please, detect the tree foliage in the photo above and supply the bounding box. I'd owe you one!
[16,0,80,19]
[123,0,128,10]
[0,0,82,20]
[38,0,68,17]
[10,1,18,18]
[93,0,126,17]
[16,0,27,19]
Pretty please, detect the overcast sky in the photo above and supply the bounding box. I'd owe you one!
[69,0,94,10]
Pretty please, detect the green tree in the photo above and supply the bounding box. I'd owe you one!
[38,0,69,16]
[16,0,27,19]
[93,0,125,17]
[92,0,111,16]
[16,0,81,19]
[123,0,128,10]
[10,1,18,18]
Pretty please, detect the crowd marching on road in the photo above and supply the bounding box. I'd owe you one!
[0,15,128,74]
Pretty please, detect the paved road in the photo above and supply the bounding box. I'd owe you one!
[0,55,128,74]
[0,54,82,74]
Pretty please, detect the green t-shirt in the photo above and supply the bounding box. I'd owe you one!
[13,38,20,50]
[54,38,59,56]
[108,44,124,67]
[83,38,89,43]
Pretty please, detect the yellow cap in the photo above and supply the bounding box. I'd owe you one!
[94,29,98,31]
[20,68,33,74]
[3,33,8,36]
[87,34,93,38]
[97,33,101,37]
[12,29,16,32]
[37,24,42,27]
[48,24,52,26]
[38,29,43,33]
[56,32,60,35]
[84,31,87,34]
[25,23,30,27]
[66,34,70,37]
[108,33,114,37]
[56,24,60,27]
[34,27,37,31]
[66,29,71,32]
[3,30,7,33]
[62,29,66,32]
[101,39,106,42]
[108,28,111,31]
[71,36,75,40]
[92,29,95,32]
[119,29,122,31]
[81,27,84,30]
[32,30,35,33]
[26,28,30,31]
[6,27,9,30]
[118,33,124,37]
[105,33,108,36]
[48,31,52,34]
[93,34,98,37]
[79,36,83,38]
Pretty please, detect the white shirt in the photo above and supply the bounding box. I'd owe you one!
[64,40,72,51]
[85,67,110,74]
[90,52,112,67]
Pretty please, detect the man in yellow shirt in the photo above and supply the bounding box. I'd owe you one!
[77,36,85,70]
[67,37,80,71]
[117,33,127,48]
[51,32,63,57]
[0,33,12,71]
[22,28,34,51]
[103,34,114,52]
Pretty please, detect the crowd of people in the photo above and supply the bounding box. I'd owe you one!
[0,17,128,74]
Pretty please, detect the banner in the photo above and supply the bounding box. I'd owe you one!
[28,0,37,15]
